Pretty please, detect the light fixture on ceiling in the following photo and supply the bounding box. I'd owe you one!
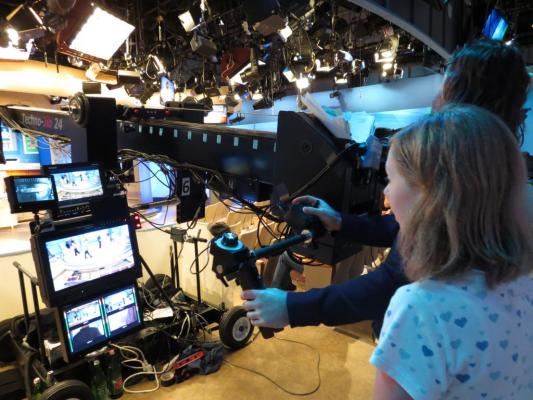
[229,113,245,124]
[278,24,293,42]
[334,72,348,85]
[315,57,335,73]
[295,74,310,90]
[57,2,134,62]
[374,35,399,63]
[178,1,203,33]
[228,47,265,86]
[253,97,273,110]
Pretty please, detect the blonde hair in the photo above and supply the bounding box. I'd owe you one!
[392,104,532,287]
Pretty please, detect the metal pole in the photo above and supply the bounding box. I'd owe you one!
[18,270,30,334]
[193,239,202,305]
[30,282,47,367]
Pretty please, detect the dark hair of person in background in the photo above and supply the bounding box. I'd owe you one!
[433,38,530,144]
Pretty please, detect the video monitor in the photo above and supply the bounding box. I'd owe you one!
[204,104,228,124]
[160,76,175,105]
[58,284,142,360]
[31,218,142,306]
[482,9,508,41]
[4,175,57,213]
[42,162,105,207]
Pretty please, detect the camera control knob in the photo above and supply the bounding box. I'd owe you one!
[221,232,238,248]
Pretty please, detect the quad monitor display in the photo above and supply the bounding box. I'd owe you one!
[59,284,142,358]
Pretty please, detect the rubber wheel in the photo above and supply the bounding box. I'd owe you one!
[40,380,94,400]
[219,306,253,350]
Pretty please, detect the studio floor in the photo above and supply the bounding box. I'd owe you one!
[123,324,376,400]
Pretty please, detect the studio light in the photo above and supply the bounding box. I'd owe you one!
[374,36,399,63]
[251,89,263,101]
[334,72,348,85]
[228,48,265,86]
[253,97,273,110]
[315,57,335,73]
[178,2,203,33]
[57,2,134,62]
[295,74,310,90]
[229,113,245,124]
[278,25,293,42]
[282,67,296,82]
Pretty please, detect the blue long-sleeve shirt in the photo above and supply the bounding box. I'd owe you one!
[287,214,408,327]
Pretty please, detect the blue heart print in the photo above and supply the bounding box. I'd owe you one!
[476,341,489,351]
[454,317,467,328]
[499,340,508,349]
[451,339,462,349]
[456,374,471,383]
[488,313,499,322]
[512,353,518,362]
[422,345,434,357]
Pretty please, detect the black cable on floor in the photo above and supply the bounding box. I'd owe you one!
[223,336,321,396]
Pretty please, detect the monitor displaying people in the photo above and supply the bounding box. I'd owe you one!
[62,285,141,355]
[50,167,103,203]
[45,224,135,293]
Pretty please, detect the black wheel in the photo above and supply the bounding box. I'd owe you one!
[219,306,253,350]
[40,380,94,400]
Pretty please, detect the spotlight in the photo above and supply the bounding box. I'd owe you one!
[334,72,348,85]
[282,67,296,83]
[57,2,134,62]
[190,31,217,58]
[243,0,285,36]
[278,25,293,42]
[228,47,265,85]
[198,96,213,111]
[374,36,399,63]
[253,97,273,110]
[178,3,202,33]
[229,113,245,124]
[295,74,310,90]
[251,89,263,101]
[315,57,335,73]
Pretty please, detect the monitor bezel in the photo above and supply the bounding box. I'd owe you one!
[4,175,57,213]
[32,218,142,307]
[41,162,106,208]
[56,283,143,361]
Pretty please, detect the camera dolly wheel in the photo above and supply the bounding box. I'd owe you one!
[40,379,93,400]
[219,306,253,350]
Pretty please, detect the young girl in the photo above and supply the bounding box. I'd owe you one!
[370,104,533,400]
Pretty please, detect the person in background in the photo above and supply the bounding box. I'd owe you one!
[241,38,531,333]
[371,104,532,399]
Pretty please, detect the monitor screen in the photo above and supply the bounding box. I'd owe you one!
[482,9,508,41]
[61,285,142,357]
[32,218,142,306]
[45,224,135,294]
[44,163,104,206]
[14,176,55,203]
[160,76,175,105]
[4,175,57,213]
[204,104,228,124]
